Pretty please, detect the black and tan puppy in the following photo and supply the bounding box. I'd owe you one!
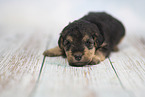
[43,12,125,67]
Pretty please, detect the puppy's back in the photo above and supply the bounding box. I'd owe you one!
[80,12,125,48]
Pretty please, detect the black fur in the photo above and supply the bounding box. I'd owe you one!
[59,12,125,57]
[55,12,126,66]
[81,12,125,47]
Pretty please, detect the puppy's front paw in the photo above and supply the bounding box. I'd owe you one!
[89,57,100,65]
[88,55,105,65]
[43,46,63,57]
[43,50,54,56]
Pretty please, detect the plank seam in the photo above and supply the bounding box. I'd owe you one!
[108,57,137,97]
[28,56,46,97]
[28,34,51,97]
[108,57,125,89]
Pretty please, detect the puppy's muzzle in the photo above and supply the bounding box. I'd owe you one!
[69,52,89,67]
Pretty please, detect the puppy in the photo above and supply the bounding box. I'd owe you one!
[43,12,125,67]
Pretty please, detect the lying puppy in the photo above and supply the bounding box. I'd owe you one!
[43,12,125,67]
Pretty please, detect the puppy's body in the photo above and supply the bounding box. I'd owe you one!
[80,12,125,56]
[43,12,125,67]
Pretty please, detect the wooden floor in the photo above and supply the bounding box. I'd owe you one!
[0,31,145,97]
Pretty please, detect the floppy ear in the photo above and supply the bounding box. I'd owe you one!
[43,46,63,57]
[58,35,63,49]
[90,23,104,48]
[93,33,104,48]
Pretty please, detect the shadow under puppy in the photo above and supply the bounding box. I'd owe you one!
[43,12,125,67]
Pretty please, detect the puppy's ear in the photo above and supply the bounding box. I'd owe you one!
[43,46,63,57]
[91,23,105,48]
[58,35,63,49]
[93,33,104,48]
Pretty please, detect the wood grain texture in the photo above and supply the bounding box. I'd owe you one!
[109,33,145,97]
[0,32,49,97]
[32,41,130,97]
[33,57,131,97]
[1,31,145,97]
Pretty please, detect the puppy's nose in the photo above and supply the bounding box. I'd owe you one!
[74,54,82,61]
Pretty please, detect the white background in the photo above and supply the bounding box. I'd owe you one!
[0,0,145,35]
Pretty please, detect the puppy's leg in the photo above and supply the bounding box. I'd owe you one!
[89,44,111,65]
[43,46,63,57]
[112,46,119,52]
[112,36,124,52]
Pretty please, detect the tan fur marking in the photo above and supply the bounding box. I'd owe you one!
[100,42,107,47]
[65,50,73,63]
[43,46,63,56]
[82,35,89,41]
[118,36,124,44]
[89,50,105,65]
[83,47,95,62]
[66,36,73,42]
[112,46,119,51]
[73,52,82,55]
[95,50,105,61]
[66,47,95,64]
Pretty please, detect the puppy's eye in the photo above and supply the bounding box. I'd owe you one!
[64,40,71,46]
[85,40,93,45]
[85,39,94,49]
[85,41,91,45]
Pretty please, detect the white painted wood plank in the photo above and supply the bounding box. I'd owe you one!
[0,32,30,63]
[33,40,130,97]
[109,33,145,97]
[0,32,49,97]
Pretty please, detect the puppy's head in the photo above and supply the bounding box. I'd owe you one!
[58,20,104,66]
